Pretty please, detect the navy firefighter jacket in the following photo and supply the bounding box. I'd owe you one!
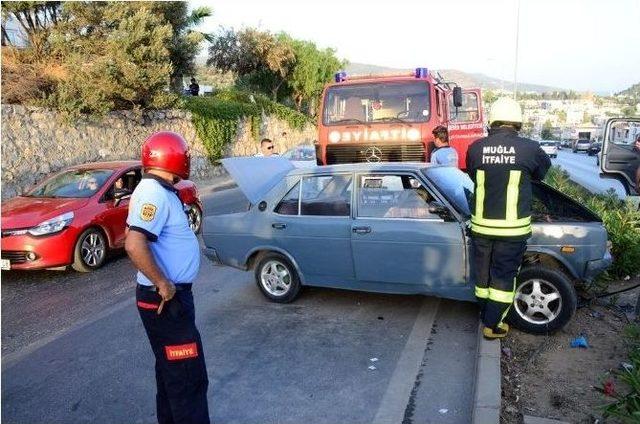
[465,127,551,241]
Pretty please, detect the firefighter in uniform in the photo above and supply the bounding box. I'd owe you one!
[466,98,551,339]
[125,132,210,423]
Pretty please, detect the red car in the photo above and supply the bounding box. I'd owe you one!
[1,161,203,272]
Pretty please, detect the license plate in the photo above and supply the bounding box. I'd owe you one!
[1,259,10,270]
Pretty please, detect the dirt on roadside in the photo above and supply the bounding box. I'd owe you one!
[500,282,640,423]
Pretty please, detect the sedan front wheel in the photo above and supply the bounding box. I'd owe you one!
[507,266,577,334]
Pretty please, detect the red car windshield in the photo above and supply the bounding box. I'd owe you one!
[323,81,430,125]
[27,169,114,198]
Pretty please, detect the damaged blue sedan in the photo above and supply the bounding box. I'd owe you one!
[202,157,611,333]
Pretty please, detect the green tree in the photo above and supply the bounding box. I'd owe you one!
[1,1,61,56]
[541,120,553,140]
[208,27,295,101]
[482,89,498,105]
[621,105,639,116]
[285,37,343,114]
[47,3,174,115]
[149,2,212,92]
[556,109,567,124]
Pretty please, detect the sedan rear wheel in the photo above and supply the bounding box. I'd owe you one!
[72,228,107,272]
[507,266,577,334]
[255,253,301,303]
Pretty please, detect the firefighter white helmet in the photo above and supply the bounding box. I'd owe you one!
[488,97,523,126]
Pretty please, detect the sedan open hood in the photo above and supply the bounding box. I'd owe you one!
[221,157,294,204]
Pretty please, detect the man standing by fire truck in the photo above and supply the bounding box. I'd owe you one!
[466,98,551,339]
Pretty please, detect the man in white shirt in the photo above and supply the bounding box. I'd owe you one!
[255,138,275,157]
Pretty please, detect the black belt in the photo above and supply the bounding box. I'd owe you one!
[137,283,192,292]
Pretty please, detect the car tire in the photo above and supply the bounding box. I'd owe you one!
[72,227,108,272]
[186,204,202,234]
[506,266,577,334]
[254,253,301,303]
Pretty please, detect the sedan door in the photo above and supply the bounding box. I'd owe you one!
[270,173,355,285]
[350,172,467,298]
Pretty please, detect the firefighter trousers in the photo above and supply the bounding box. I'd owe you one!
[471,237,527,329]
[136,285,210,424]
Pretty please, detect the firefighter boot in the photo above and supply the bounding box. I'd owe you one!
[482,325,509,339]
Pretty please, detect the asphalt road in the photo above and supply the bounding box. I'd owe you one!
[1,185,480,423]
[552,149,627,198]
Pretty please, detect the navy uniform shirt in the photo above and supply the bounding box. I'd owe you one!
[127,174,200,286]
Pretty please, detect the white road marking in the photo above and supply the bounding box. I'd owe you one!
[372,297,440,424]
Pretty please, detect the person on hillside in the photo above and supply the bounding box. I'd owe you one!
[189,78,200,96]
[430,125,458,166]
[466,97,551,339]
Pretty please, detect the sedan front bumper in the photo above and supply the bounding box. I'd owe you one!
[583,250,613,282]
[1,227,79,270]
[203,247,221,264]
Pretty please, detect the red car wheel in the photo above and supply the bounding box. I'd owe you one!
[72,228,107,272]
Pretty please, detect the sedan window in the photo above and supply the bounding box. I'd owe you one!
[274,182,300,215]
[357,174,441,219]
[275,175,352,216]
[301,175,352,216]
[27,169,113,198]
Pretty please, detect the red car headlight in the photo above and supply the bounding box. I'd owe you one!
[28,212,74,236]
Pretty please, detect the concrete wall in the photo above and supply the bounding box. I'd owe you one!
[1,104,316,199]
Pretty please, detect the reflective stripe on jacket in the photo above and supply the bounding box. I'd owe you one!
[466,127,551,241]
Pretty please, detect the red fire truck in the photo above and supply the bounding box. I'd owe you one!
[316,67,485,169]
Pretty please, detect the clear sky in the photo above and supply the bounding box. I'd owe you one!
[191,0,639,94]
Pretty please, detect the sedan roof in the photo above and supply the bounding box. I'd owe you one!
[287,161,431,176]
[221,157,434,204]
[67,160,140,171]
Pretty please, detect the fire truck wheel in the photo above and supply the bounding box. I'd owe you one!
[506,266,577,334]
[255,253,301,303]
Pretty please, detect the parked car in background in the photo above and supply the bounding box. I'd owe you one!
[282,143,317,168]
[202,157,611,334]
[587,141,602,156]
[1,161,203,272]
[539,141,558,158]
[555,141,562,150]
[573,139,591,153]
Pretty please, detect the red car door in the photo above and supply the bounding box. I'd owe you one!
[95,168,141,248]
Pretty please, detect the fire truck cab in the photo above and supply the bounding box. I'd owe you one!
[316,67,485,169]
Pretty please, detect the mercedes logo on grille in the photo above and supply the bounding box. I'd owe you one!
[364,146,382,163]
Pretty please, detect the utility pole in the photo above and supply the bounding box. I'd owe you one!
[513,0,521,100]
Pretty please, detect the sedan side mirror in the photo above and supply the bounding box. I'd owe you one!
[428,201,454,221]
[452,86,463,108]
[113,189,132,207]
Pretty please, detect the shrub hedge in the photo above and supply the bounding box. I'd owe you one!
[601,324,640,422]
[183,90,314,162]
[544,166,640,279]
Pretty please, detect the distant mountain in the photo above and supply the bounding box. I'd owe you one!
[616,82,640,97]
[344,63,567,93]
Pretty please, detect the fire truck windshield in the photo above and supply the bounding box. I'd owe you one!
[323,81,430,126]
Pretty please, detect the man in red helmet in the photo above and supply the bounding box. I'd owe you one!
[125,132,210,424]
